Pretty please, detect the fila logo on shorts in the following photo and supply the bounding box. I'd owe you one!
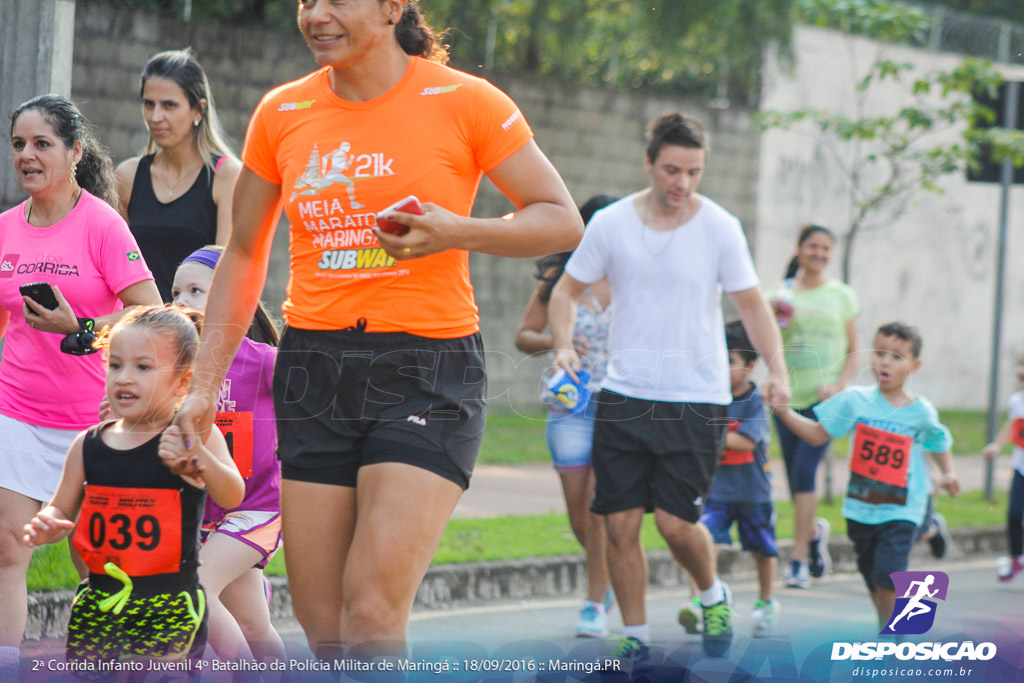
[406,415,427,427]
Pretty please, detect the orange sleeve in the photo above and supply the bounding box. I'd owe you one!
[469,79,534,174]
[241,95,282,185]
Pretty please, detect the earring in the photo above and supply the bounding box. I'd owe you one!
[388,18,395,25]
[69,161,77,185]
[193,120,200,128]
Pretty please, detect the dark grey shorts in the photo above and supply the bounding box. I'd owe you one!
[273,327,486,490]
[590,390,727,523]
[847,519,917,592]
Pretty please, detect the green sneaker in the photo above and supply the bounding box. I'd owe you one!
[677,596,703,634]
[610,635,649,663]
[751,598,780,637]
[701,582,734,657]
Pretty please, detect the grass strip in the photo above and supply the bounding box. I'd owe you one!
[29,490,1006,591]
[478,409,1005,466]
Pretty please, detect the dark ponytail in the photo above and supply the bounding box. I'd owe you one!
[247,305,281,347]
[783,256,800,280]
[394,1,448,63]
[534,193,618,303]
[784,223,835,280]
[10,95,117,209]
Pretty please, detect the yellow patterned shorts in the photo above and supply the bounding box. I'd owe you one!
[66,580,207,675]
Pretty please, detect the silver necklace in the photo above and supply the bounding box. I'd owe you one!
[27,187,82,225]
[639,194,682,256]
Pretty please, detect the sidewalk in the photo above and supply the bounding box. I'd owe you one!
[23,455,1007,641]
[456,454,1002,518]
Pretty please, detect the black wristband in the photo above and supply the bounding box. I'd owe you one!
[77,317,95,333]
[60,329,99,356]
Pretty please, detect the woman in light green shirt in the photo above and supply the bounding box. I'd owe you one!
[768,224,859,589]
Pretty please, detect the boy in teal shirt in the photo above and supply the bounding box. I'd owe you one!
[773,321,959,630]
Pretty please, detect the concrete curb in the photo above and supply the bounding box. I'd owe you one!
[24,526,1007,640]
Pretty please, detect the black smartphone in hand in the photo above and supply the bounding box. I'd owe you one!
[20,282,60,311]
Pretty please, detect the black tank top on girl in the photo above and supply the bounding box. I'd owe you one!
[80,423,206,594]
[126,154,219,302]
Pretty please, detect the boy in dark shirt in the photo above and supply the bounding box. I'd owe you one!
[679,321,778,637]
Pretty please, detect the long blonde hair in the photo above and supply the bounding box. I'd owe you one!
[139,48,237,169]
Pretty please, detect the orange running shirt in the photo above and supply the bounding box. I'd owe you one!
[243,57,533,337]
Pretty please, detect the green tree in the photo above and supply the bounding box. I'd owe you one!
[100,0,799,102]
[762,0,1024,282]
[914,0,1024,24]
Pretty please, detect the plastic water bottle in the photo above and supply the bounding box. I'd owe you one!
[773,281,795,329]
[539,368,592,413]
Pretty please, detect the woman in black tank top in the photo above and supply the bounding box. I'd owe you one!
[114,49,241,301]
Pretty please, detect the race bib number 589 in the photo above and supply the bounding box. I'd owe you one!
[847,422,913,506]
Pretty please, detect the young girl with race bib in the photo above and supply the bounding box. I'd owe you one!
[22,305,244,669]
[171,246,285,661]
[984,348,1024,582]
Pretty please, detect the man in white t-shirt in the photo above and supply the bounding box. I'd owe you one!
[549,112,790,660]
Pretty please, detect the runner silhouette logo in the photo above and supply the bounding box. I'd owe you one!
[882,571,949,635]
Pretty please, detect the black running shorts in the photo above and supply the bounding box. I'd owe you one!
[847,519,917,592]
[590,389,727,523]
[273,327,487,490]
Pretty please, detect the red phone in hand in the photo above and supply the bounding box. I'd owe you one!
[375,195,424,236]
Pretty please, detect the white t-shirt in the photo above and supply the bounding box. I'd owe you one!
[1009,391,1024,476]
[565,193,759,403]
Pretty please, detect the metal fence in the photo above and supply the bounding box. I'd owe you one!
[910,4,1024,65]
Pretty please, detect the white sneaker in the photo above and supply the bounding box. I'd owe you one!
[677,597,703,634]
[997,556,1024,582]
[575,601,608,638]
[751,599,781,637]
[784,559,810,589]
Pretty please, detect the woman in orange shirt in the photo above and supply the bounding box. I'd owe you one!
[174,0,582,657]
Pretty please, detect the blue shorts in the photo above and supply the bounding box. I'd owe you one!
[847,519,917,592]
[546,398,597,473]
[700,500,778,557]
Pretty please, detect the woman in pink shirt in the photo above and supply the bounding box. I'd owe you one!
[0,95,160,668]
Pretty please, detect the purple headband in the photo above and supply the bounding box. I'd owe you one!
[182,248,221,270]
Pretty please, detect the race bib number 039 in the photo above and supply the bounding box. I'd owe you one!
[847,422,913,506]
[215,411,253,478]
[73,485,182,576]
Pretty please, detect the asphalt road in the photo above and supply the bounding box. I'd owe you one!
[264,558,1024,681]
[19,558,1023,682]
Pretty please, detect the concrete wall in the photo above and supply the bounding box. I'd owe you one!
[757,25,1024,409]
[0,0,76,209]
[62,2,761,412]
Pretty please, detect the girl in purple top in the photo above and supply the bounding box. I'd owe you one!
[171,246,284,661]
